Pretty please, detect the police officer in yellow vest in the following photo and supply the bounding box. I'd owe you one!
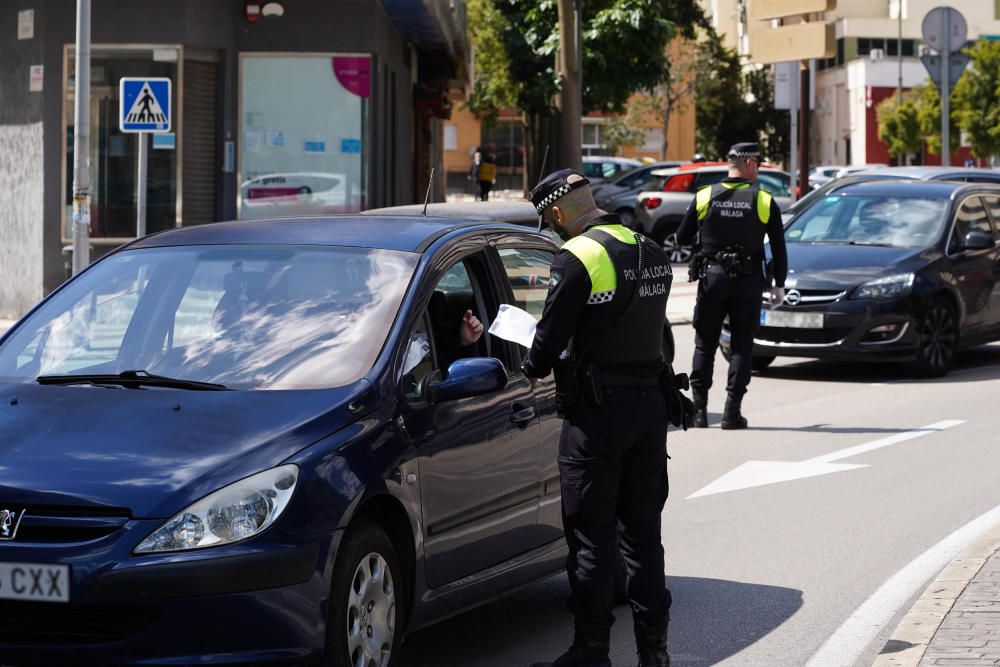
[524,169,674,667]
[676,142,788,429]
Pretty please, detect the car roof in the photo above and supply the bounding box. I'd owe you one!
[128,214,532,253]
[830,179,1000,198]
[649,164,787,177]
[583,156,642,164]
[365,200,539,226]
[864,166,1000,179]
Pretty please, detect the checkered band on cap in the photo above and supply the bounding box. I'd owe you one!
[726,142,761,159]
[533,184,573,214]
[727,150,760,158]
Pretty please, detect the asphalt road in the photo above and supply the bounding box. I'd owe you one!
[399,323,1000,666]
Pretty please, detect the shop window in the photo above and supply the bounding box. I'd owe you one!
[239,54,370,219]
[64,46,180,241]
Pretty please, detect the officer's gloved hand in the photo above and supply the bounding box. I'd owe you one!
[769,286,786,308]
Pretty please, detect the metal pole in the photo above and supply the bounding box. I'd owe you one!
[941,11,950,167]
[799,61,810,199]
[897,0,903,106]
[789,63,798,201]
[71,0,91,275]
[136,134,148,237]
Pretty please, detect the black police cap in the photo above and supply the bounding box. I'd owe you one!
[529,169,591,214]
[726,142,762,160]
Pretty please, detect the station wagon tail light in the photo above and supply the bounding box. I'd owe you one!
[135,465,298,554]
[662,174,693,192]
[643,197,662,209]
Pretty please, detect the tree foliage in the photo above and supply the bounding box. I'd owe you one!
[465,0,709,178]
[694,40,788,163]
[952,40,1000,159]
[876,93,922,159]
[913,81,960,157]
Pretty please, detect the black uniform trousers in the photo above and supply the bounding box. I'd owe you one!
[559,383,671,644]
[691,263,764,398]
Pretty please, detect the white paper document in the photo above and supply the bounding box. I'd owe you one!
[488,304,538,348]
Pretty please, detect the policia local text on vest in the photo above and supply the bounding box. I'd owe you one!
[675,142,788,430]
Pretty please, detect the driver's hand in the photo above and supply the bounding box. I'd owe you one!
[769,287,786,308]
[460,310,484,346]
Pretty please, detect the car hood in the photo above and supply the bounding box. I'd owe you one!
[785,243,926,289]
[0,380,372,517]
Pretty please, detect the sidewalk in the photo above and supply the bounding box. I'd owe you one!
[0,320,13,336]
[874,523,1000,666]
[667,273,697,325]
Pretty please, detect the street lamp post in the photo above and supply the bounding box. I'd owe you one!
[71,0,91,274]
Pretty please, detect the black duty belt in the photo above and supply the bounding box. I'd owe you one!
[601,370,662,387]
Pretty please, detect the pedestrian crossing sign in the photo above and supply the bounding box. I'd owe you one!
[119,78,171,133]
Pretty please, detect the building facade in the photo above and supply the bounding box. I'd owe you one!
[710,0,1000,169]
[0,0,467,318]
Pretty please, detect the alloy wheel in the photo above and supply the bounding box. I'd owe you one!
[347,552,396,667]
[664,233,693,263]
[918,304,957,373]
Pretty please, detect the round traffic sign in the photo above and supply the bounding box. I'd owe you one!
[922,6,968,54]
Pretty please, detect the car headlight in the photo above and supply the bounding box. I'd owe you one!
[851,273,915,300]
[135,465,298,554]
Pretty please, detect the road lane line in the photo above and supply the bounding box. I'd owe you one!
[807,420,965,464]
[687,421,964,499]
[805,502,1000,667]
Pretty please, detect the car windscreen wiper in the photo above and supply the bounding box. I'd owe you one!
[848,241,896,247]
[37,370,229,391]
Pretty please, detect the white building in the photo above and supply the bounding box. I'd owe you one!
[703,0,1000,166]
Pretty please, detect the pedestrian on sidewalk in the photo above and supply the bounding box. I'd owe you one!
[676,142,787,429]
[523,169,674,667]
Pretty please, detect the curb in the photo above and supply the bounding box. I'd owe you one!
[872,522,1000,667]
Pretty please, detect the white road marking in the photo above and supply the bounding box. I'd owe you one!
[805,502,1000,667]
[686,420,964,499]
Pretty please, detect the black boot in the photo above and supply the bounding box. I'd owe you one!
[691,388,708,428]
[720,393,748,430]
[531,637,611,667]
[634,615,670,667]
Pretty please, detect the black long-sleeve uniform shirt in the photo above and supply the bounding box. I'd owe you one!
[675,177,788,288]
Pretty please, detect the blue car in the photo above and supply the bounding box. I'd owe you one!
[0,215,570,665]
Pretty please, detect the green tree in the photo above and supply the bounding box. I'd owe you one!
[913,80,960,158]
[694,41,788,163]
[876,93,922,160]
[465,0,518,127]
[602,116,647,155]
[466,0,707,180]
[952,40,1000,161]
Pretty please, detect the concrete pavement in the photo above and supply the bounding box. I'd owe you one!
[667,271,697,325]
[875,523,1000,667]
[0,319,13,336]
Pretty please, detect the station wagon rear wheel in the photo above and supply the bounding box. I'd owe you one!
[326,519,404,667]
[663,233,693,264]
[911,298,958,378]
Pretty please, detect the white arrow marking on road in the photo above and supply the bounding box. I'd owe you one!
[686,420,965,499]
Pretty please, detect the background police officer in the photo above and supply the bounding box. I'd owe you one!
[524,169,674,667]
[675,142,788,429]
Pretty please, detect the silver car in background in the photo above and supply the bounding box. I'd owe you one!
[591,162,683,229]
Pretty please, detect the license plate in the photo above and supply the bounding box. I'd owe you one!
[761,310,824,328]
[0,562,70,602]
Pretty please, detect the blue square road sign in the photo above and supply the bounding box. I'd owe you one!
[119,78,172,133]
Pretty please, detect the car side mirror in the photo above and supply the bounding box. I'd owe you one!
[963,230,995,251]
[427,357,507,403]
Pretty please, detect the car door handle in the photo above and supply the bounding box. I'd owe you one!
[510,405,536,425]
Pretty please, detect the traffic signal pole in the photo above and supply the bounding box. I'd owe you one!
[71,0,91,274]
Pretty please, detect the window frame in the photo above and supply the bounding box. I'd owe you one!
[61,43,185,245]
[948,195,993,255]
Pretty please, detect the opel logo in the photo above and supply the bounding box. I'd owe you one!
[784,289,802,306]
[0,508,24,540]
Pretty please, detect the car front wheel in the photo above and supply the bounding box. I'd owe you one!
[326,518,404,667]
[663,233,693,264]
[911,298,959,377]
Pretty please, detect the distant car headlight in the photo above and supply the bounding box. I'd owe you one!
[851,273,915,300]
[135,465,298,554]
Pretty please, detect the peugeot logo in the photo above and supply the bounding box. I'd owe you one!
[784,289,802,306]
[0,508,24,540]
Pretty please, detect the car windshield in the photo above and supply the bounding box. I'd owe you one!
[0,245,417,390]
[784,193,950,248]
